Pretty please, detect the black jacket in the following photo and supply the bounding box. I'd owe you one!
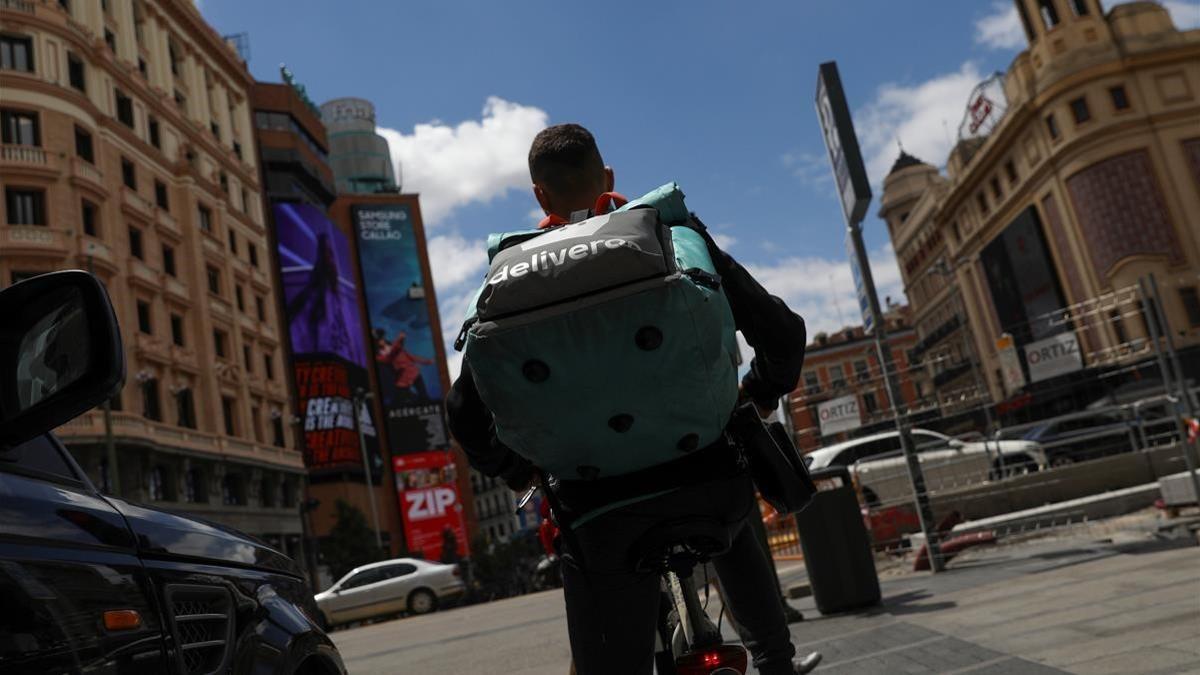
[446,218,806,495]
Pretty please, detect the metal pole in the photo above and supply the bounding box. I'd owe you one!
[1144,276,1200,501]
[88,251,120,496]
[848,223,943,572]
[353,389,384,551]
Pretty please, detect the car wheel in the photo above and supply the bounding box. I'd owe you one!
[408,588,438,616]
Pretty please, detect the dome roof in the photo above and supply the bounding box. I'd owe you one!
[888,150,930,176]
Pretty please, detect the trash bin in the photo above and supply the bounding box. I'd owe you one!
[794,465,881,614]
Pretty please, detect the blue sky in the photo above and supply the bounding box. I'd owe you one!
[199,0,1198,375]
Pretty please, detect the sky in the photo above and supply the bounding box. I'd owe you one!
[199,0,1199,377]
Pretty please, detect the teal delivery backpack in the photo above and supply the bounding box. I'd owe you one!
[454,183,739,480]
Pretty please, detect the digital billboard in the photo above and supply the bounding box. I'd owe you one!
[351,203,450,455]
[393,451,469,560]
[274,202,382,479]
[981,206,1069,345]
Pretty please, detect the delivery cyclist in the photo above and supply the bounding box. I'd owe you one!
[448,123,819,674]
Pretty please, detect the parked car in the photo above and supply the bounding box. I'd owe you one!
[0,271,345,674]
[805,428,1047,508]
[1005,411,1134,466]
[315,558,465,628]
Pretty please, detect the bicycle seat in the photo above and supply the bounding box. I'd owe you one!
[629,516,733,574]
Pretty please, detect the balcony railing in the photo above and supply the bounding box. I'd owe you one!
[3,225,70,255]
[70,156,104,189]
[1,144,47,164]
[57,410,303,469]
[0,0,35,15]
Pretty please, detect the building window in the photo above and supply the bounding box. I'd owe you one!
[115,89,134,128]
[221,472,244,505]
[206,265,221,295]
[1,109,39,145]
[141,377,161,421]
[250,406,263,443]
[272,415,285,448]
[990,177,1003,202]
[1045,113,1060,140]
[213,329,227,358]
[260,476,276,507]
[136,300,152,334]
[1038,0,1061,29]
[170,313,184,346]
[198,204,212,232]
[148,117,160,148]
[184,467,204,503]
[235,285,244,312]
[803,371,819,395]
[1004,160,1018,185]
[853,360,870,383]
[154,180,169,210]
[248,243,258,268]
[137,58,146,76]
[81,199,98,236]
[173,90,186,112]
[67,52,85,92]
[1109,85,1130,111]
[830,365,846,389]
[1181,287,1200,328]
[976,192,989,215]
[162,244,176,276]
[242,344,252,371]
[5,189,44,225]
[128,226,143,259]
[255,295,266,321]
[0,35,34,72]
[233,141,243,160]
[862,392,878,414]
[227,228,237,253]
[104,29,116,53]
[168,41,180,76]
[176,388,196,429]
[281,477,295,506]
[1070,96,1090,124]
[263,352,274,380]
[74,126,94,163]
[221,397,237,437]
[210,120,220,140]
[121,157,136,189]
[147,466,165,501]
[1138,300,1163,340]
[1110,310,1128,345]
[1069,0,1089,16]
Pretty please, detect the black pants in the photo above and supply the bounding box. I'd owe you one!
[560,472,797,675]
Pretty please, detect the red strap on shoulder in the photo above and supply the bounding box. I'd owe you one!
[594,191,628,214]
[537,213,568,230]
[536,192,627,229]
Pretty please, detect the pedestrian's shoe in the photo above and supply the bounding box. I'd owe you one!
[782,602,805,624]
[794,651,822,674]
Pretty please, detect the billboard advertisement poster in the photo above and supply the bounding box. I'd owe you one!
[274,202,382,478]
[818,394,862,436]
[393,451,469,560]
[352,203,450,454]
[1024,332,1082,383]
[995,334,1027,395]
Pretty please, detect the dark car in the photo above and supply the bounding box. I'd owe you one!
[1014,411,1135,466]
[0,271,345,674]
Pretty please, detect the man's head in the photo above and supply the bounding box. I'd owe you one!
[528,123,614,219]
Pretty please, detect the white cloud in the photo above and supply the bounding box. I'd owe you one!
[437,286,481,381]
[1162,0,1200,29]
[427,233,487,291]
[975,2,1026,50]
[856,62,985,185]
[378,97,548,226]
[744,244,906,338]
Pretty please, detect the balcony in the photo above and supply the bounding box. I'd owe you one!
[121,186,153,220]
[55,410,304,470]
[202,235,223,257]
[3,225,70,258]
[69,157,106,196]
[155,208,181,238]
[133,332,170,363]
[1,144,58,178]
[79,237,116,270]
[128,258,160,290]
[0,1,35,15]
[164,275,189,302]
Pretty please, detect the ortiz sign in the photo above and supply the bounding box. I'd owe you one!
[394,451,469,561]
[1024,332,1083,383]
[818,394,863,436]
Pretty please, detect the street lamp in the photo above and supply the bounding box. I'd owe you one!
[352,388,384,552]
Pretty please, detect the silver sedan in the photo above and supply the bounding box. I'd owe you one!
[315,558,465,629]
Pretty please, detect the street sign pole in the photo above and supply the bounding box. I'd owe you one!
[817,61,943,571]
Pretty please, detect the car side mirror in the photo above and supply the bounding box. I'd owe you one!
[0,271,124,449]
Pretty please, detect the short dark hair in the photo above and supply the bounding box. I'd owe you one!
[528,124,605,197]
